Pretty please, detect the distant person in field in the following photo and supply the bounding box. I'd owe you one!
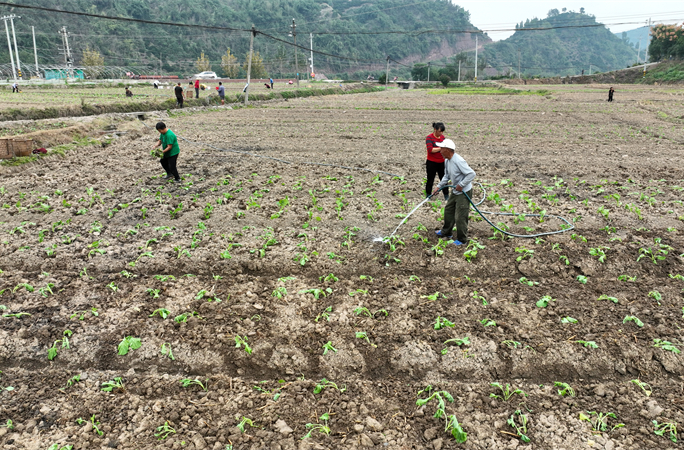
[608,87,615,102]
[175,82,184,108]
[152,122,181,182]
[11,82,18,93]
[153,80,159,89]
[432,138,476,246]
[270,77,274,89]
[194,78,200,98]
[264,83,271,89]
[217,81,225,105]
[425,122,448,200]
[125,87,133,97]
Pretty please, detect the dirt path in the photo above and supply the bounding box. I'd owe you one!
[0,85,683,450]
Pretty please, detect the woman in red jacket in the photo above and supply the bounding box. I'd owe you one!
[425,122,448,200]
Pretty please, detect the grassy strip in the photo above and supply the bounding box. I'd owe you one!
[1,135,103,167]
[427,85,549,96]
[0,84,385,122]
[639,61,684,84]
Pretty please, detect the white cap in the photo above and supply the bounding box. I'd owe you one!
[435,139,456,150]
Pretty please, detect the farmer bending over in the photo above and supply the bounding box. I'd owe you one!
[152,122,181,182]
[432,139,476,245]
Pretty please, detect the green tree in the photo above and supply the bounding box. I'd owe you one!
[439,74,450,87]
[81,46,105,79]
[195,52,211,73]
[244,52,268,79]
[221,48,239,78]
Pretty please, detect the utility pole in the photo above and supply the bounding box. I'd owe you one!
[458,60,461,82]
[474,35,478,82]
[645,18,651,63]
[427,62,430,82]
[59,27,74,78]
[2,16,17,80]
[309,32,314,80]
[290,19,299,87]
[636,37,642,64]
[245,25,255,105]
[32,26,38,78]
[10,15,21,79]
[589,64,592,75]
[385,56,389,86]
[518,49,521,79]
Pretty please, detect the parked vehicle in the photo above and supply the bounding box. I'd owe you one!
[193,71,218,79]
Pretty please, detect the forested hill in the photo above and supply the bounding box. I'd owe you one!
[482,11,637,77]
[2,0,483,78]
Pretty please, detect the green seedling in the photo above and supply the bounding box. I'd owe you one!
[490,382,526,401]
[118,336,142,356]
[59,375,81,392]
[576,275,588,284]
[180,378,207,391]
[536,295,555,308]
[518,277,538,287]
[146,288,160,299]
[653,339,680,354]
[236,416,255,433]
[298,288,332,299]
[653,420,678,443]
[272,286,287,299]
[149,308,170,319]
[463,239,485,262]
[554,382,575,397]
[160,343,175,360]
[320,273,339,283]
[507,410,531,442]
[501,340,521,348]
[322,341,337,355]
[589,246,609,263]
[0,370,14,392]
[598,294,618,303]
[48,330,72,361]
[315,306,333,322]
[561,317,578,324]
[314,378,346,394]
[355,331,377,347]
[420,292,445,302]
[480,318,497,327]
[155,421,176,440]
[579,411,624,433]
[434,316,456,330]
[617,274,636,282]
[301,412,331,439]
[623,315,644,327]
[442,337,470,355]
[576,340,599,349]
[471,291,487,305]
[348,289,369,297]
[559,255,570,265]
[234,336,253,355]
[409,275,421,283]
[107,282,118,292]
[3,312,31,318]
[648,291,662,304]
[515,247,534,262]
[88,414,104,436]
[416,388,467,443]
[101,377,124,392]
[12,283,34,293]
[47,444,72,450]
[630,379,652,397]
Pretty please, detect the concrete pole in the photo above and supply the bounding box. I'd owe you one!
[589,65,592,75]
[518,49,521,79]
[427,62,430,82]
[4,19,16,80]
[645,18,651,63]
[245,26,255,105]
[636,37,642,64]
[309,32,314,80]
[292,19,299,87]
[10,17,21,79]
[385,56,389,86]
[32,26,38,77]
[474,35,478,82]
[458,60,461,82]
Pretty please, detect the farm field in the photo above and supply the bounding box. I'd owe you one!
[0,80,337,113]
[0,84,683,450]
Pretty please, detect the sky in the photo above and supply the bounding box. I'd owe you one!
[456,1,684,41]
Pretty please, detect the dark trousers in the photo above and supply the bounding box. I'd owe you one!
[426,160,447,199]
[608,92,614,102]
[441,190,471,242]
[176,96,183,108]
[195,88,200,98]
[160,154,180,180]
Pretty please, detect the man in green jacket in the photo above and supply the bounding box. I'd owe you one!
[152,122,181,182]
[431,139,476,245]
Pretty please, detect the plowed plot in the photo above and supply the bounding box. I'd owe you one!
[1,85,684,450]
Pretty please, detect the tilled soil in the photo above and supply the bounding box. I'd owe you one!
[0,85,683,450]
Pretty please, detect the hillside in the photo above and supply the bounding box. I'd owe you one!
[482,11,637,77]
[1,0,483,79]
[615,26,651,52]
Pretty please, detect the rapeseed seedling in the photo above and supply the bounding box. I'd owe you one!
[420,292,445,302]
[160,343,174,360]
[579,411,624,433]
[434,316,456,330]
[355,331,377,347]
[155,422,176,440]
[490,382,526,401]
[416,387,467,443]
[315,306,332,322]
[301,412,331,439]
[598,294,618,303]
[536,296,555,308]
[576,275,588,284]
[236,416,255,433]
[480,318,496,327]
[561,317,578,324]
[442,337,470,355]
[507,410,530,442]
[313,378,346,394]
[653,420,678,442]
[554,382,575,397]
[630,379,652,397]
[322,341,337,355]
[623,316,644,327]
[518,277,538,287]
[149,308,170,319]
[653,339,680,354]
[576,340,598,349]
[180,378,207,390]
[234,336,252,354]
[101,377,124,392]
[118,336,142,356]
[48,330,72,361]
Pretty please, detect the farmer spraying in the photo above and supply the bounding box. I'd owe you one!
[152,122,181,182]
[217,82,225,105]
[425,122,448,200]
[432,139,476,245]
